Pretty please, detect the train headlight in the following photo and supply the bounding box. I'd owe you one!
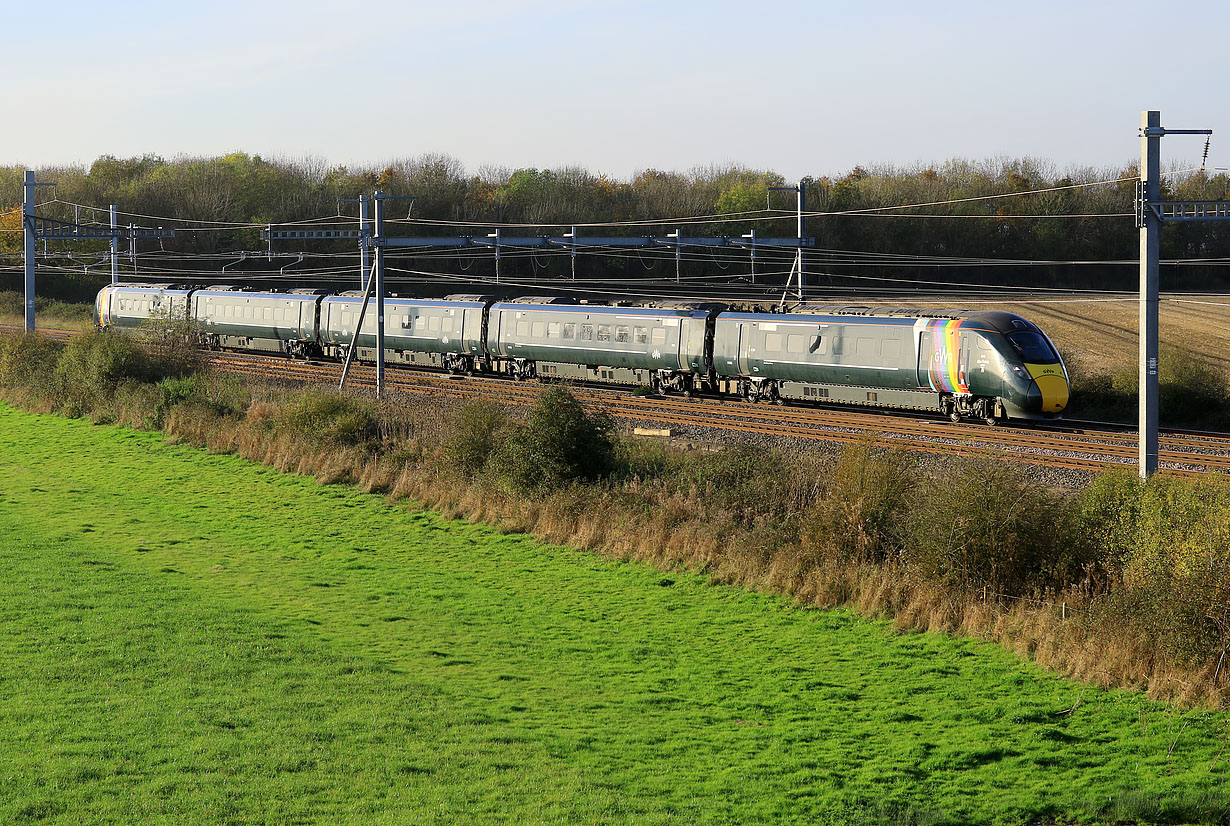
[1010,364,1027,379]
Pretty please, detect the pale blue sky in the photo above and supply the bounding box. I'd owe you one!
[6,0,1227,179]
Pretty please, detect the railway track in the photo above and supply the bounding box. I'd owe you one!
[8,324,1230,477]
[207,349,1230,477]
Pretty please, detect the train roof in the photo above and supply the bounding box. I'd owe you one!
[110,282,189,291]
[790,304,968,319]
[490,302,711,318]
[723,306,1044,334]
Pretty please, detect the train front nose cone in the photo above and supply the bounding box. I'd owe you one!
[1033,373,1069,414]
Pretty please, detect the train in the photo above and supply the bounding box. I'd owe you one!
[95,283,1069,424]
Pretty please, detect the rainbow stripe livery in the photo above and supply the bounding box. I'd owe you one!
[926,318,968,394]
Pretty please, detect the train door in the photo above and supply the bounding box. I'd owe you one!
[681,316,705,372]
[917,329,932,389]
[461,308,482,354]
[737,323,752,375]
[958,334,971,393]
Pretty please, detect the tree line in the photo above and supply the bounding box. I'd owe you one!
[3,152,1228,293]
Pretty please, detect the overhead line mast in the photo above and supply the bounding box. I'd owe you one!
[1135,110,1217,478]
[22,172,173,332]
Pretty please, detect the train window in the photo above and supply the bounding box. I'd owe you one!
[244,306,253,320]
[786,334,803,353]
[442,317,454,333]
[597,325,611,342]
[652,327,666,345]
[976,336,991,350]
[225,305,234,318]
[517,321,530,337]
[881,339,901,359]
[635,326,648,344]
[580,324,593,341]
[416,316,427,331]
[809,335,824,354]
[547,322,561,339]
[766,333,783,351]
[856,337,875,357]
[563,323,576,339]
[615,326,630,343]
[831,337,843,355]
[1006,331,1057,362]
[531,321,545,338]
[340,311,350,327]
[264,307,272,321]
[429,316,441,331]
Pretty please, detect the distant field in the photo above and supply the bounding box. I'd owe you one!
[916,293,1230,380]
[1,406,1228,825]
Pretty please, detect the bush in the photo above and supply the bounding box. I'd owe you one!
[901,457,1077,594]
[0,333,65,395]
[52,329,157,414]
[671,442,819,527]
[494,387,615,493]
[1072,469,1143,575]
[1066,367,1136,423]
[1159,350,1230,429]
[1067,348,1230,429]
[279,391,379,447]
[801,442,913,564]
[1085,472,1230,665]
[445,400,508,474]
[138,315,207,379]
[151,375,230,427]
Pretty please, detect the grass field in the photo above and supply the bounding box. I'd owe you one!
[2,409,1229,824]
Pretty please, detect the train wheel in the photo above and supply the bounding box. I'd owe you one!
[949,410,962,423]
[983,414,998,426]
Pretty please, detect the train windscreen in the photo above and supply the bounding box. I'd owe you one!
[1006,331,1057,362]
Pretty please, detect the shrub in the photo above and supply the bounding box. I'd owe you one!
[52,328,156,414]
[138,315,207,379]
[1091,473,1230,665]
[1073,468,1143,575]
[901,457,1076,594]
[800,441,913,565]
[494,387,615,493]
[0,333,65,396]
[614,438,683,484]
[1068,348,1230,429]
[151,375,228,427]
[445,400,508,474]
[1159,350,1230,429]
[1065,367,1136,423]
[673,442,816,526]
[279,391,379,447]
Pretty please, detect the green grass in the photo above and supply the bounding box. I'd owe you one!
[1,405,1229,825]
